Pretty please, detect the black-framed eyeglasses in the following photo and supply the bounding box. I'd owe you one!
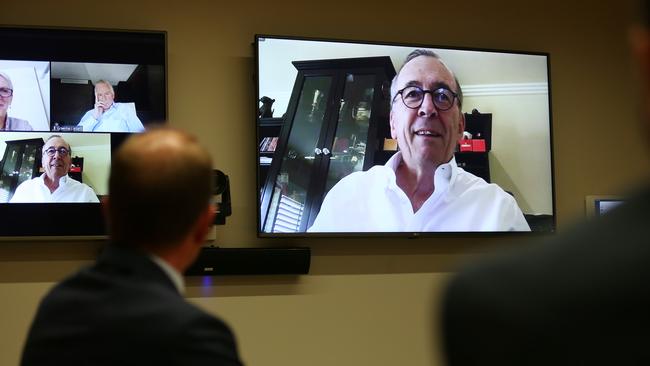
[0,88,13,98]
[43,147,70,157]
[394,86,459,111]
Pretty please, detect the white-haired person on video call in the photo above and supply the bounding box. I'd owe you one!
[77,80,145,133]
[308,49,529,233]
[0,71,33,131]
[10,135,98,203]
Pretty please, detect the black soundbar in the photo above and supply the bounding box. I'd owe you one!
[185,247,311,276]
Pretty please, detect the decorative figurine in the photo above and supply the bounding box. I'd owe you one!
[258,96,275,118]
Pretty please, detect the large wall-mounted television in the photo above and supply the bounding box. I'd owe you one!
[0,27,166,237]
[256,35,555,237]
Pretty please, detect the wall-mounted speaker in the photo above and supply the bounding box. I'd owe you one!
[185,247,311,276]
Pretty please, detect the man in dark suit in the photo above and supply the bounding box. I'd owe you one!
[21,128,243,366]
[441,2,650,365]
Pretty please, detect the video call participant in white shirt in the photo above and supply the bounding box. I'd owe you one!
[77,80,145,133]
[10,135,99,203]
[308,49,529,232]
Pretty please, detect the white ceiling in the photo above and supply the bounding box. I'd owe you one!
[51,62,138,85]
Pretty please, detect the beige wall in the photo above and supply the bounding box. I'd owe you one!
[464,92,552,214]
[1,0,648,365]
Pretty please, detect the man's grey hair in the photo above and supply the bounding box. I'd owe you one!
[43,135,72,155]
[94,80,115,95]
[390,49,463,109]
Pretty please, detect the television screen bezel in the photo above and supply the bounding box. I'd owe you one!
[254,34,556,238]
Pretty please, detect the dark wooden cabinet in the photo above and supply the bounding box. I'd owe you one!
[456,111,492,182]
[259,56,396,233]
[69,156,84,183]
[258,117,284,192]
[0,138,44,202]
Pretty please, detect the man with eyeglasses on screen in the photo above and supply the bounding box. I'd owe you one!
[308,49,529,232]
[10,135,99,203]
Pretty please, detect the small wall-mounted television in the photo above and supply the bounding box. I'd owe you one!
[585,195,625,218]
[255,35,555,237]
[0,27,166,237]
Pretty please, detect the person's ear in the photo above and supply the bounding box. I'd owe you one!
[630,26,650,85]
[389,110,398,139]
[629,26,650,128]
[191,204,215,245]
[456,112,466,142]
[101,196,111,230]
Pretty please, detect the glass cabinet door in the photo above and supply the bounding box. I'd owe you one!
[0,139,43,202]
[0,144,21,202]
[263,75,333,233]
[324,73,376,196]
[18,143,39,185]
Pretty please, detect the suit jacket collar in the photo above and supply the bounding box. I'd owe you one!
[97,244,179,295]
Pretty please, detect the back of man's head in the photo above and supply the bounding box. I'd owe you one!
[107,127,213,248]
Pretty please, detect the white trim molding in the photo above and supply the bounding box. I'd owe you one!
[462,82,548,96]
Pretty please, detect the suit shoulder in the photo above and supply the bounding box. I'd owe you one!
[155,297,243,365]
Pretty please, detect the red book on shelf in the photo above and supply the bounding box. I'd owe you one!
[472,139,486,152]
[459,140,472,152]
[267,137,278,152]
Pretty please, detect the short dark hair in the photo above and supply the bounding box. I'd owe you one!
[108,127,213,248]
[390,49,464,109]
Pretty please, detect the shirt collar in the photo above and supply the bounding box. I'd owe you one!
[384,151,458,187]
[149,254,185,294]
[39,173,69,185]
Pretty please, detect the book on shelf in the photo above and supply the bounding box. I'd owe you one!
[260,137,279,152]
[259,137,269,150]
[267,137,278,152]
[383,138,398,151]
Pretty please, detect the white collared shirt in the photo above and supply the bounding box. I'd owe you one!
[77,102,145,133]
[149,254,185,294]
[10,174,99,203]
[308,152,530,232]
